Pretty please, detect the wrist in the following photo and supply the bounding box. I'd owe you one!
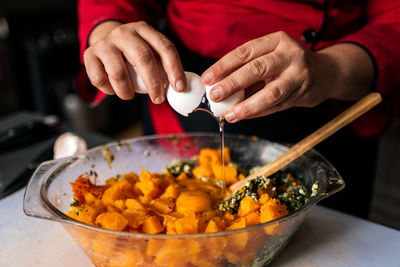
[88,20,122,46]
[316,43,374,101]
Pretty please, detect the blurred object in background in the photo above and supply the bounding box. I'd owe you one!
[0,0,143,136]
[62,92,144,136]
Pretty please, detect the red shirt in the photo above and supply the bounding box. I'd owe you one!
[77,0,400,137]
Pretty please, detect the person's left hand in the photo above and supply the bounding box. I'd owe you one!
[201,31,372,123]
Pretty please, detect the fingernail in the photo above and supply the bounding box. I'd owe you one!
[211,87,222,101]
[154,95,165,104]
[225,111,236,122]
[202,72,213,84]
[176,80,185,91]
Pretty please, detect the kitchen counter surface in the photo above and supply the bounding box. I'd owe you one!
[1,189,399,267]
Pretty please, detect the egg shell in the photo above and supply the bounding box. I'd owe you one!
[126,62,167,94]
[205,84,245,118]
[126,62,148,94]
[167,72,206,117]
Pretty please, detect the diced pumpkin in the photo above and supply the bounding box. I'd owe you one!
[84,192,96,204]
[146,239,165,256]
[245,211,260,226]
[136,174,160,199]
[175,213,199,234]
[198,148,221,167]
[211,164,238,185]
[122,172,139,184]
[226,217,247,231]
[102,179,133,206]
[125,198,146,211]
[160,184,180,200]
[176,191,211,214]
[92,234,117,259]
[95,212,128,231]
[163,215,177,235]
[150,198,174,214]
[225,218,248,252]
[142,216,164,234]
[108,247,144,267]
[218,147,231,164]
[223,212,235,225]
[66,206,102,225]
[121,209,148,229]
[114,199,126,211]
[154,240,200,266]
[259,198,288,223]
[192,165,214,179]
[107,205,121,213]
[204,220,222,233]
[176,172,188,181]
[238,196,260,217]
[258,193,271,205]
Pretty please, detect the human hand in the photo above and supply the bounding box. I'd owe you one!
[84,21,186,104]
[201,31,373,123]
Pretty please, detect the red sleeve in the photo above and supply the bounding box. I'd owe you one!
[76,0,162,104]
[339,0,400,136]
[77,0,161,63]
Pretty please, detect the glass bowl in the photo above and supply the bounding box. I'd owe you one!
[24,133,344,266]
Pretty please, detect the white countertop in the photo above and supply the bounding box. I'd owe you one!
[0,189,399,267]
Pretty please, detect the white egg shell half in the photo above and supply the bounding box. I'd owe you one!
[126,62,148,94]
[205,84,245,118]
[126,62,168,94]
[167,72,205,117]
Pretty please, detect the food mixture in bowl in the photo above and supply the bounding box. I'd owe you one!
[66,147,317,234]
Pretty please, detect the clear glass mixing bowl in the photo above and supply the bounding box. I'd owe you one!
[24,133,344,266]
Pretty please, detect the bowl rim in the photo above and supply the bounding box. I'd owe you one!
[39,132,344,239]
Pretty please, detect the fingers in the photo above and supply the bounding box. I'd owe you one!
[225,74,300,123]
[84,53,114,95]
[115,31,166,103]
[84,21,186,104]
[202,33,281,85]
[208,53,286,102]
[135,23,186,92]
[97,45,135,100]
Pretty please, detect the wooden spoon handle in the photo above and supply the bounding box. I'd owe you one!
[229,92,382,193]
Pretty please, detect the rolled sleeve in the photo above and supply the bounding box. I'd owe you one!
[338,0,400,136]
[78,0,160,63]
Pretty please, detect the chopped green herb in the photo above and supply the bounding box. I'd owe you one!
[165,159,195,177]
[70,198,80,207]
[115,174,122,181]
[219,176,271,213]
[101,146,114,168]
[311,182,319,198]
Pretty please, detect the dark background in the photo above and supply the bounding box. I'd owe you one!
[0,0,143,135]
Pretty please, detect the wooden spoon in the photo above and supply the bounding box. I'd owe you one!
[228,92,382,196]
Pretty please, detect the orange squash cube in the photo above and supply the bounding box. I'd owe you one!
[204,220,222,233]
[176,191,211,214]
[95,212,128,231]
[142,216,164,234]
[238,196,260,217]
[211,164,238,185]
[175,213,199,234]
[259,198,288,223]
[121,209,148,229]
[136,175,160,199]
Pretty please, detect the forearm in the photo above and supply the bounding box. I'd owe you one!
[316,43,375,101]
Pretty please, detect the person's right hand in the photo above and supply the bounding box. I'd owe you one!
[83,21,186,104]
